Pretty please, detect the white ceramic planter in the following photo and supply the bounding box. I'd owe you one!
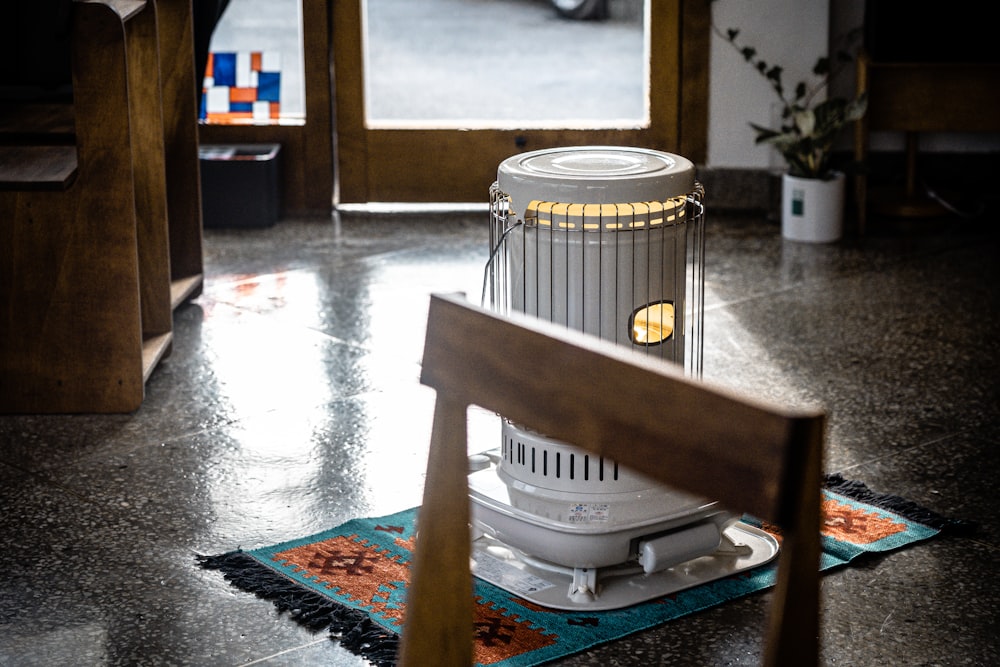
[781,172,846,243]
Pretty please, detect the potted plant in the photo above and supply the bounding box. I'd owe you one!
[718,24,867,242]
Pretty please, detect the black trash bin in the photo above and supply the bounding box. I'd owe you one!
[199,144,280,228]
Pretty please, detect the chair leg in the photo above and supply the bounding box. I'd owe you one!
[764,420,824,667]
[398,394,474,667]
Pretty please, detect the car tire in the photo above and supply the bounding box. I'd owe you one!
[550,0,608,21]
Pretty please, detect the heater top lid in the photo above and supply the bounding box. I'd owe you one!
[497,146,695,218]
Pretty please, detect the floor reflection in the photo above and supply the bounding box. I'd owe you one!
[0,211,996,666]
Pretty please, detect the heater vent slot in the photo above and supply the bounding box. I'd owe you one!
[502,434,632,492]
[500,421,660,494]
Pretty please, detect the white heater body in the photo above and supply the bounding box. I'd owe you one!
[465,147,776,610]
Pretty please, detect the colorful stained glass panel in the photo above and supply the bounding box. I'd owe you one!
[200,51,281,124]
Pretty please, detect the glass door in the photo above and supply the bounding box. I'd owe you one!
[200,0,305,125]
[197,0,334,217]
[333,0,708,203]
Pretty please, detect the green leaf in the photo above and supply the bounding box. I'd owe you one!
[749,123,782,143]
[793,109,816,137]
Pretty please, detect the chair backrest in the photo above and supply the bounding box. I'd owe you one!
[399,293,825,666]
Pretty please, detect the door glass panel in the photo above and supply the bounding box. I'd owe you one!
[363,0,647,128]
[200,0,306,125]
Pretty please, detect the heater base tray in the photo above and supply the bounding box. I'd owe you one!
[470,521,778,611]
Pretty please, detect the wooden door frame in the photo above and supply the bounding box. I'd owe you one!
[332,0,709,204]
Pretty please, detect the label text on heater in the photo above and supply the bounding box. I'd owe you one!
[568,503,610,523]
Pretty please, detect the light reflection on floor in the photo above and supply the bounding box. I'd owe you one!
[1,212,996,666]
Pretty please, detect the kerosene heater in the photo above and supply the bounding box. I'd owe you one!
[468,146,778,610]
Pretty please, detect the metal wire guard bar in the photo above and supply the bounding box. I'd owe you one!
[486,181,704,376]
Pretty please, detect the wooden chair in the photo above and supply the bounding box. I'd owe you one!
[400,293,825,666]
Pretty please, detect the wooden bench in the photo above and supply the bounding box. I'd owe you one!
[0,0,203,413]
[1,0,204,304]
[854,52,1000,233]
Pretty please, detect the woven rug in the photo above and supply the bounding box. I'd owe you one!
[199,474,964,666]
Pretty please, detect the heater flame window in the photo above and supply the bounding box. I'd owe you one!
[630,302,674,345]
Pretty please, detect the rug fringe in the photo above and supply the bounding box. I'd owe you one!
[197,551,400,666]
[824,473,975,535]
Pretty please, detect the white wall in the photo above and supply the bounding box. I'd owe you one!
[708,0,831,170]
[707,0,1000,170]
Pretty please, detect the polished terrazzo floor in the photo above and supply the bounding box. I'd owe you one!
[1,208,997,666]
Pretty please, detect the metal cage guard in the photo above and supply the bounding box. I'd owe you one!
[485,180,705,377]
